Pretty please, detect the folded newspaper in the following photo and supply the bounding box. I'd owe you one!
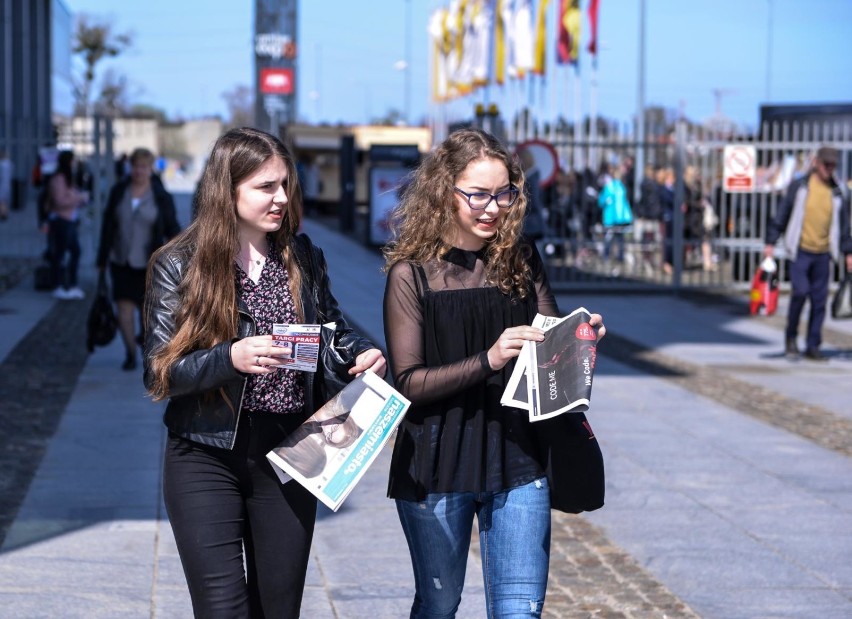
[267,370,411,511]
[501,307,599,421]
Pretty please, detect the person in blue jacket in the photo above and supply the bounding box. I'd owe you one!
[598,162,633,269]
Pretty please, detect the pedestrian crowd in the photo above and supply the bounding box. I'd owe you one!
[542,157,720,277]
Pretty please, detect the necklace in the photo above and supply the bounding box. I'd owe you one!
[236,248,267,278]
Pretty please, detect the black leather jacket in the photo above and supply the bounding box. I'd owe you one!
[143,233,376,450]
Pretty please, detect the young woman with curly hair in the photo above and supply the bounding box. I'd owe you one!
[383,128,606,618]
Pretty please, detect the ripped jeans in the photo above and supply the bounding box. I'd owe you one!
[396,477,551,618]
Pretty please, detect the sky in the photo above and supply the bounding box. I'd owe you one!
[63,0,852,131]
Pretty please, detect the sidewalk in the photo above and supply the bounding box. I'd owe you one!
[0,197,850,618]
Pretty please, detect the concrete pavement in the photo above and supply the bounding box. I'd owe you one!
[0,193,850,618]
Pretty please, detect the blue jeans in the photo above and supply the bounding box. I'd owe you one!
[787,249,830,351]
[396,478,551,619]
[603,225,627,263]
[48,217,81,289]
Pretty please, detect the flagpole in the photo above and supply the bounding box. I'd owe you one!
[634,0,646,205]
[588,56,597,172]
[526,70,535,140]
[573,65,583,172]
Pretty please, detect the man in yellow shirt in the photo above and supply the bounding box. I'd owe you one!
[764,146,852,360]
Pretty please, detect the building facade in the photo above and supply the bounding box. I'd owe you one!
[1,0,72,207]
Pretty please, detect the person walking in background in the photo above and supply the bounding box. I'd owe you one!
[597,162,633,273]
[143,127,385,618]
[0,149,12,221]
[634,164,662,273]
[658,166,676,275]
[97,148,181,371]
[683,165,707,269]
[764,145,852,361]
[114,153,129,182]
[382,128,606,618]
[46,150,87,300]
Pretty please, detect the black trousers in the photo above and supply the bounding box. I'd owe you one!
[164,411,317,618]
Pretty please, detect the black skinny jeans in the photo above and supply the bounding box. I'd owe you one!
[164,411,317,618]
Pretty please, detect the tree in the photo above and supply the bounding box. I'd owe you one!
[73,15,132,117]
[371,108,405,127]
[221,85,254,129]
[96,69,130,117]
[127,104,168,123]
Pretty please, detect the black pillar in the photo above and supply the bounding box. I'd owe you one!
[339,135,356,233]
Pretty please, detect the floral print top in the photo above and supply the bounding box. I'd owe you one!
[236,244,305,414]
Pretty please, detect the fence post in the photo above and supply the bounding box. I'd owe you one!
[672,121,687,291]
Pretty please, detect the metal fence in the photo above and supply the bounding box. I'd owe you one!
[503,118,852,292]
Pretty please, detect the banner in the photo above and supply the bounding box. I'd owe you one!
[556,0,581,66]
[494,0,506,84]
[532,0,552,75]
[471,0,493,88]
[587,0,600,56]
[510,0,534,78]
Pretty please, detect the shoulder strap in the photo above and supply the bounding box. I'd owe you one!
[410,262,430,295]
[292,233,325,320]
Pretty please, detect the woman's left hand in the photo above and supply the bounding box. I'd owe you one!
[349,348,387,378]
[589,313,606,339]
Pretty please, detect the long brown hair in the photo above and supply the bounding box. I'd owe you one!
[382,127,531,296]
[146,127,303,401]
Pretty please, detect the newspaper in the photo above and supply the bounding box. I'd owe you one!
[501,313,561,409]
[502,308,599,421]
[266,370,411,511]
[271,323,322,372]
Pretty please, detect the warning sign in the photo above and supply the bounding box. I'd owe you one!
[723,144,756,193]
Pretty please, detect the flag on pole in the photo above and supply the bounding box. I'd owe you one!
[495,0,506,85]
[513,0,534,79]
[587,0,600,56]
[429,8,450,101]
[532,0,551,75]
[456,0,475,95]
[556,0,581,66]
[471,0,493,88]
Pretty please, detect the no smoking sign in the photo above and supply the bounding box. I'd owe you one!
[723,144,756,193]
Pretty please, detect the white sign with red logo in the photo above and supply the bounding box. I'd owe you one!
[260,68,294,95]
[723,144,756,193]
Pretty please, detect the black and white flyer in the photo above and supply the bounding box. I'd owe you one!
[502,308,599,421]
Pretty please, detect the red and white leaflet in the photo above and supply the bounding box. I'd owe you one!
[272,323,322,372]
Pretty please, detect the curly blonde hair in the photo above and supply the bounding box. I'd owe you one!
[382,128,532,297]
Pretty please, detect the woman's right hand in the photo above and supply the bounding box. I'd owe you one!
[230,335,293,374]
[487,326,545,371]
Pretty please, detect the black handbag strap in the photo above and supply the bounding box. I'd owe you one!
[97,271,110,296]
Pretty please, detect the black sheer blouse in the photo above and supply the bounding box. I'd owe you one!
[383,242,559,501]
